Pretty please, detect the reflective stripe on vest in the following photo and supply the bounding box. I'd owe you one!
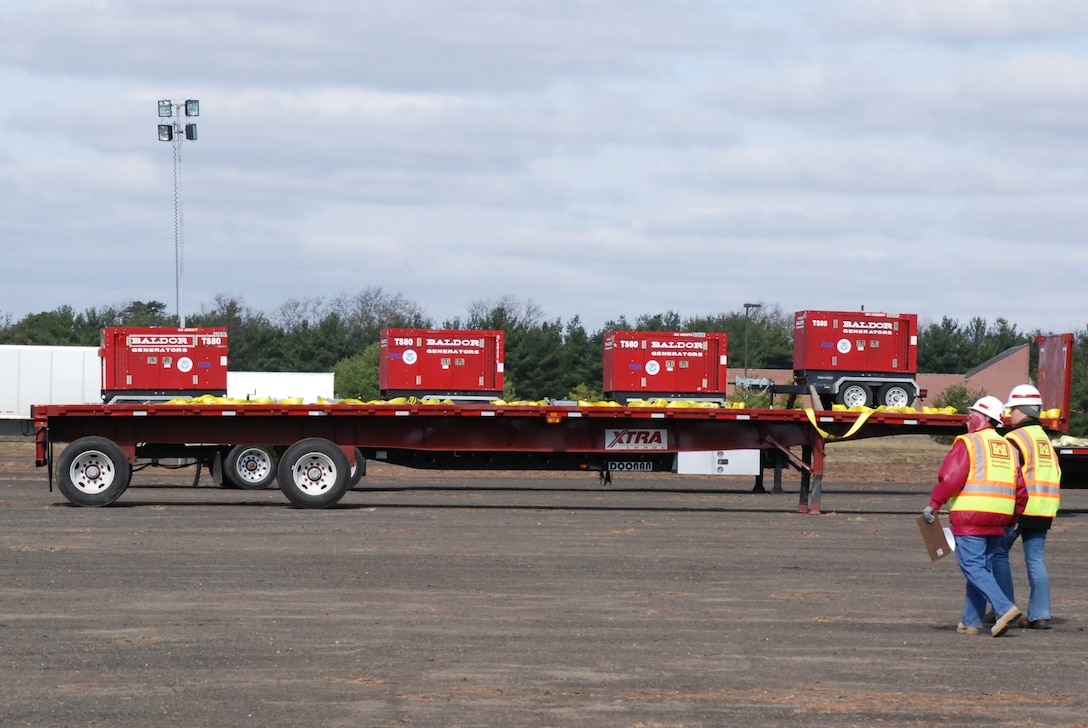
[948,430,1018,516]
[1006,424,1061,518]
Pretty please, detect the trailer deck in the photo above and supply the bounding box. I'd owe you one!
[34,400,985,511]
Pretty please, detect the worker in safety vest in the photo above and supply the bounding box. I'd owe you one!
[922,395,1028,637]
[991,384,1062,629]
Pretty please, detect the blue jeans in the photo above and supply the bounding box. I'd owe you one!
[955,534,1016,628]
[993,527,1051,622]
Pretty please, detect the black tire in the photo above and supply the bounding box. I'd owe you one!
[56,436,132,507]
[877,383,914,408]
[276,438,350,508]
[837,382,872,408]
[347,448,366,489]
[224,445,279,490]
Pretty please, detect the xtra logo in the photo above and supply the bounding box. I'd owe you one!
[604,428,667,450]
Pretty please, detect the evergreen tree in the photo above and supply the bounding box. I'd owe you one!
[918,317,965,373]
[0,306,92,345]
[333,342,381,401]
[558,316,602,397]
[634,311,682,332]
[506,318,564,401]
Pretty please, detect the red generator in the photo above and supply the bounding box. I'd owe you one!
[792,310,918,408]
[380,328,505,400]
[100,327,229,403]
[603,331,728,403]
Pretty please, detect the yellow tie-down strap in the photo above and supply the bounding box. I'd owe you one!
[805,407,876,441]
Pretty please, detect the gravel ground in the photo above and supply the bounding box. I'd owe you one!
[2,437,1088,727]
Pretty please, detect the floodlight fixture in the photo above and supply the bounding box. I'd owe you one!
[158,100,173,117]
[185,123,197,141]
[158,124,174,142]
[184,99,199,117]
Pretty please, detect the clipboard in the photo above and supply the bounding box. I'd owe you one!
[917,513,955,562]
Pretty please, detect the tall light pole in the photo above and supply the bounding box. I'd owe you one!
[743,302,762,379]
[157,99,199,327]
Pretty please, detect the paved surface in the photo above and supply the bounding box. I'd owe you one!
[3,441,1088,727]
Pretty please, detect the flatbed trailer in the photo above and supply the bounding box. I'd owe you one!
[34,400,979,512]
[1057,443,1088,488]
[31,332,1076,512]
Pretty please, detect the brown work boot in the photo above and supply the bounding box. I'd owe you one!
[991,606,1023,637]
[1022,618,1052,630]
[984,611,996,624]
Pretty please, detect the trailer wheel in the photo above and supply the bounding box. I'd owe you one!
[277,438,350,508]
[224,445,279,490]
[56,437,132,507]
[347,448,366,489]
[838,383,872,408]
[877,383,914,408]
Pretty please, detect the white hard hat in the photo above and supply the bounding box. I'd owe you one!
[970,396,1006,424]
[1006,384,1043,409]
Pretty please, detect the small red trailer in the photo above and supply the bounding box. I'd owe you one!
[792,311,918,408]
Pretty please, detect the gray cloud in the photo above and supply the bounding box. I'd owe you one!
[0,0,1085,338]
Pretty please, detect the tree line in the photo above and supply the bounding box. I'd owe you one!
[2,290,1086,433]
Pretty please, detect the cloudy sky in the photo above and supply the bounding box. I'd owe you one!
[2,0,1087,335]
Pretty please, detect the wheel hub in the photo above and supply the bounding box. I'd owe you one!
[70,450,116,494]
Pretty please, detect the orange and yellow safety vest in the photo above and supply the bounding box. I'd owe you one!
[948,429,1018,516]
[1006,423,1061,518]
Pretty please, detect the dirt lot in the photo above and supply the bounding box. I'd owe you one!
[2,436,1088,727]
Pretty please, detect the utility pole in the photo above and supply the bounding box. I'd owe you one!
[157,99,200,327]
[743,302,762,379]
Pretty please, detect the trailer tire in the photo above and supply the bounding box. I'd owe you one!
[838,382,872,408]
[877,383,914,408]
[277,438,350,508]
[347,448,366,489]
[224,445,278,490]
[56,436,132,507]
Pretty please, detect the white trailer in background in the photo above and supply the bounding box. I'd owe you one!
[1,341,335,435]
[0,346,101,433]
[227,371,335,403]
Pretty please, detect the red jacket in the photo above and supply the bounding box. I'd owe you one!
[928,433,1028,536]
